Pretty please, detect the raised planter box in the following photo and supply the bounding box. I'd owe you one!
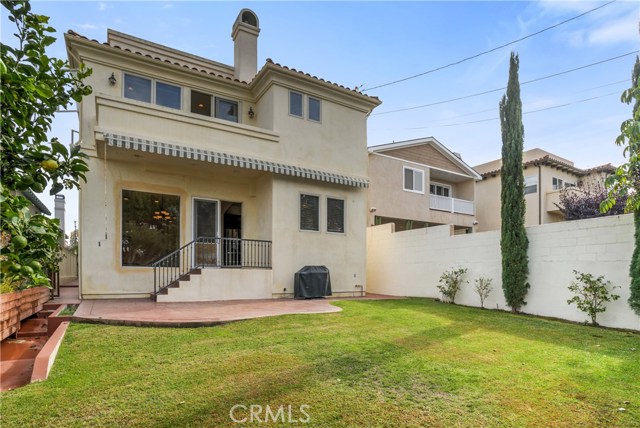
[1,287,51,340]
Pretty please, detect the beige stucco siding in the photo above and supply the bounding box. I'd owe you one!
[271,176,367,296]
[381,145,467,175]
[368,154,475,228]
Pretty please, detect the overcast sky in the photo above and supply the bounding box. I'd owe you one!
[2,1,638,232]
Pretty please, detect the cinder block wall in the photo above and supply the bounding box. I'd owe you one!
[366,214,638,330]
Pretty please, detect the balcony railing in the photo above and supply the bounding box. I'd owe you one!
[429,194,474,215]
[151,237,272,296]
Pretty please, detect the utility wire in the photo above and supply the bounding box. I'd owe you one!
[404,79,628,128]
[409,91,619,129]
[373,51,638,116]
[363,0,617,91]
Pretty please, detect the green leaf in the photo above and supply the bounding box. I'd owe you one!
[35,83,53,98]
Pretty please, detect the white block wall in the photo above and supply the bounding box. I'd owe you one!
[367,214,639,330]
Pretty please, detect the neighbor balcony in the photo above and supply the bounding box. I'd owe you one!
[429,194,474,215]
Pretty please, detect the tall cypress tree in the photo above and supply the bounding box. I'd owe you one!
[499,52,529,312]
[628,55,640,315]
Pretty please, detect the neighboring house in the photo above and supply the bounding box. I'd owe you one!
[65,9,381,301]
[368,137,482,234]
[21,189,51,216]
[474,148,615,232]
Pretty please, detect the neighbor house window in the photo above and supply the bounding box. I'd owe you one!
[300,194,319,231]
[191,90,212,116]
[327,198,344,233]
[215,98,239,123]
[524,175,538,195]
[308,97,321,122]
[156,81,181,109]
[289,91,303,117]
[124,74,152,103]
[121,190,180,266]
[403,167,424,193]
[429,183,451,197]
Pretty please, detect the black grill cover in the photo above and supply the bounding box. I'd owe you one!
[294,266,332,299]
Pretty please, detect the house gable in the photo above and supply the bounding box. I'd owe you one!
[379,144,468,176]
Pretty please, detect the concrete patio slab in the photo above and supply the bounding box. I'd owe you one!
[74,294,400,327]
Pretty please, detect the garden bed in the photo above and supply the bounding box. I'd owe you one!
[0,287,50,340]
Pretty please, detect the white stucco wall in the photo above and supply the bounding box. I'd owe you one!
[367,214,639,330]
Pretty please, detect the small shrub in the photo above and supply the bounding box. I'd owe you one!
[474,275,493,309]
[567,270,620,326]
[437,267,468,304]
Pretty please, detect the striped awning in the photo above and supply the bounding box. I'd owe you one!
[103,133,369,188]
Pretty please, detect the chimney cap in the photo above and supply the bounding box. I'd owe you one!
[232,9,260,40]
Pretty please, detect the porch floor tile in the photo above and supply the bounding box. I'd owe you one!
[73,294,401,327]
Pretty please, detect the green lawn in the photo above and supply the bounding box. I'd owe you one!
[2,299,639,427]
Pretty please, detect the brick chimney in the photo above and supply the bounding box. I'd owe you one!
[231,9,260,83]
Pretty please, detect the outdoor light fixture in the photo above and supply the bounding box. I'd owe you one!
[248,106,255,119]
[108,72,117,86]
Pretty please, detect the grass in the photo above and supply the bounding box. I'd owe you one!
[58,304,78,316]
[1,298,639,427]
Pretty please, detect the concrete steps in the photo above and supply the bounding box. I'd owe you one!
[16,319,48,338]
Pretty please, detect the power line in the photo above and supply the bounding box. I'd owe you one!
[373,51,638,116]
[404,79,628,129]
[409,91,619,129]
[362,0,617,91]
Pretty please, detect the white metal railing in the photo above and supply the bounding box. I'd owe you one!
[429,194,474,215]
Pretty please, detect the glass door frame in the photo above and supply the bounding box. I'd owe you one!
[192,197,221,267]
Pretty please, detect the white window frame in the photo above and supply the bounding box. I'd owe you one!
[326,196,345,235]
[403,166,424,194]
[429,182,452,198]
[123,73,182,110]
[299,193,321,233]
[524,175,538,195]
[289,91,304,118]
[307,96,322,123]
[552,177,564,191]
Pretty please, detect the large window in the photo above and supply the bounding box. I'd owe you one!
[327,198,344,233]
[553,177,575,190]
[524,175,538,195]
[191,90,239,122]
[124,73,181,109]
[430,183,451,197]
[121,190,180,266]
[300,194,319,231]
[289,91,303,117]
[403,167,424,193]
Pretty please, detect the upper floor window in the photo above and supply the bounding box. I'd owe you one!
[403,167,424,193]
[156,81,181,109]
[553,177,575,190]
[308,97,321,122]
[430,183,451,197]
[124,74,152,103]
[289,91,303,117]
[124,73,181,109]
[216,98,239,123]
[524,175,538,195]
[190,90,238,122]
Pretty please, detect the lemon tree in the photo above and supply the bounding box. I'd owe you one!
[0,0,92,291]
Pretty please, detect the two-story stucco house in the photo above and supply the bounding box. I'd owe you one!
[368,138,482,234]
[474,148,615,232]
[65,9,380,301]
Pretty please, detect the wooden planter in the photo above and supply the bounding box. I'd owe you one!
[0,286,51,340]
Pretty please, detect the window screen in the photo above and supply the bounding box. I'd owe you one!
[327,198,344,233]
[290,91,303,117]
[300,194,319,231]
[215,98,239,123]
[404,168,424,192]
[308,97,321,122]
[524,175,538,195]
[156,81,181,109]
